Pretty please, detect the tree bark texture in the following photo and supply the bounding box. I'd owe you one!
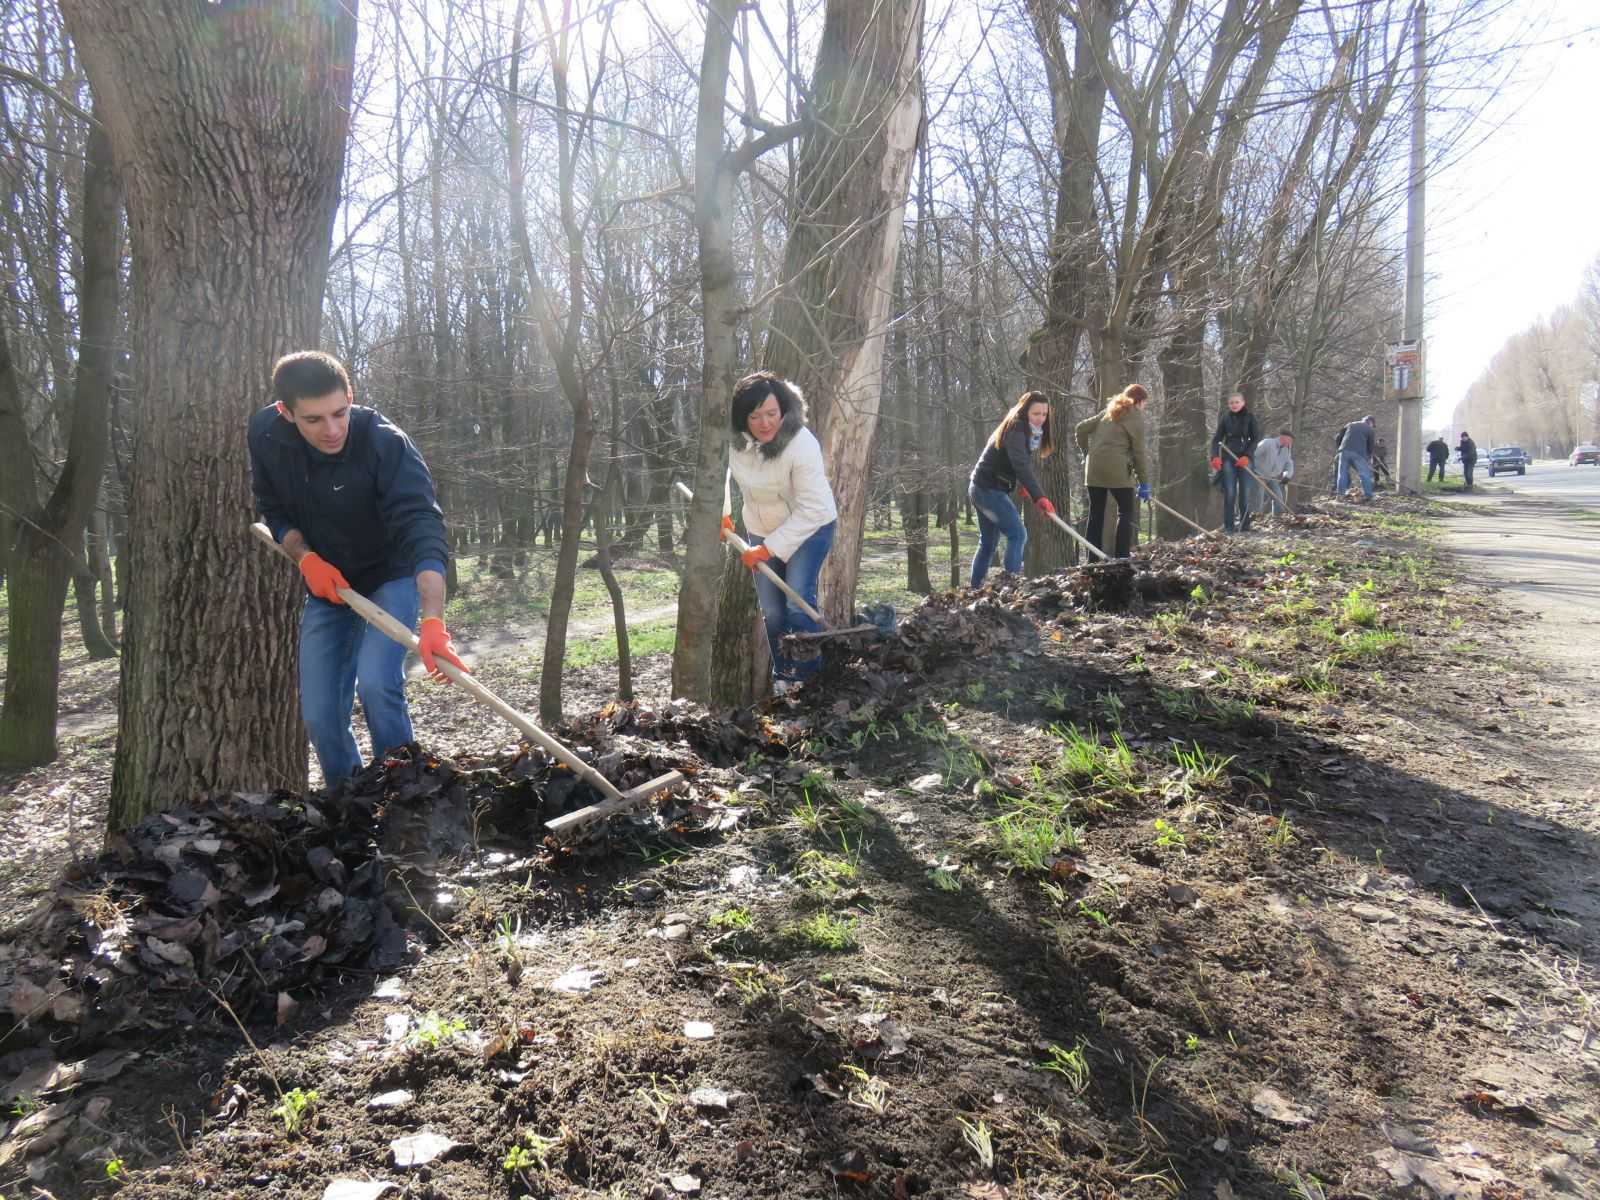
[1021,0,1112,574]
[58,1,357,826]
[672,0,741,703]
[763,0,924,627]
[0,121,121,767]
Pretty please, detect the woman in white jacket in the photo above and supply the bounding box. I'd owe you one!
[723,371,839,687]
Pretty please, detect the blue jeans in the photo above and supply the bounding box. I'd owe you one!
[969,484,1026,586]
[300,575,419,783]
[751,521,835,682]
[1261,479,1288,515]
[1337,452,1374,499]
[1219,460,1254,531]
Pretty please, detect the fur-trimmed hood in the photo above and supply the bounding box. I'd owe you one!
[740,395,810,461]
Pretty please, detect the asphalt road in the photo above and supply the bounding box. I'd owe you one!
[1463,457,1600,507]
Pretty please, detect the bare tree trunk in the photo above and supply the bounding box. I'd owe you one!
[0,120,121,766]
[59,1,356,825]
[764,0,924,627]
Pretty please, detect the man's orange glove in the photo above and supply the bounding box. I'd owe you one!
[1236,456,1250,469]
[741,545,771,572]
[297,552,350,604]
[720,515,735,541]
[417,617,468,680]
[1036,497,1056,517]
[1209,456,1223,471]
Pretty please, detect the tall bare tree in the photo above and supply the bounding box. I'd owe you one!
[59,0,357,829]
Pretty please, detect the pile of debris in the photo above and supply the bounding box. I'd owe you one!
[0,706,761,1053]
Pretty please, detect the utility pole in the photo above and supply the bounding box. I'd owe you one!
[1395,2,1426,493]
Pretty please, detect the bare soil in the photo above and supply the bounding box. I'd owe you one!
[1,495,1595,1200]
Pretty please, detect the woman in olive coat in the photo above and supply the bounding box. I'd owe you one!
[1073,383,1151,559]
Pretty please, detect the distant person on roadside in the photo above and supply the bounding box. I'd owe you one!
[1335,415,1377,501]
[1458,432,1478,490]
[1074,383,1151,559]
[1210,392,1260,533]
[724,371,838,691]
[1252,430,1295,515]
[1426,436,1450,482]
[969,390,1056,586]
[249,351,466,786]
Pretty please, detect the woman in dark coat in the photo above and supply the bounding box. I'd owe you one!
[1210,392,1260,532]
[968,391,1055,586]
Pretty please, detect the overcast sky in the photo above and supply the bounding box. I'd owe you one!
[1426,6,1600,427]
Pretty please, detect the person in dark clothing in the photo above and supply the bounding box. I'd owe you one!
[969,390,1055,586]
[1210,392,1260,533]
[250,351,466,784]
[1336,415,1377,500]
[1458,432,1478,489]
[1329,424,1347,494]
[1426,436,1450,482]
[1373,436,1394,487]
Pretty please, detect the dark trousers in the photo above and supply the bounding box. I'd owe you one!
[1462,459,1475,487]
[1087,486,1136,558]
[1427,457,1446,482]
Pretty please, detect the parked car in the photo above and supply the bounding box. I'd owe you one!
[1485,445,1529,476]
[1571,444,1600,466]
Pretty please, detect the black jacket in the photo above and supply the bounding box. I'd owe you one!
[1426,438,1449,463]
[249,404,449,596]
[1339,420,1375,459]
[1458,437,1477,464]
[1211,408,1260,461]
[971,424,1046,500]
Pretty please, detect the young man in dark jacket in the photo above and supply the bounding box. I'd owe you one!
[249,351,467,784]
[1210,392,1260,533]
[1426,436,1450,482]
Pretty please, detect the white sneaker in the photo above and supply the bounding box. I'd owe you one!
[772,679,797,697]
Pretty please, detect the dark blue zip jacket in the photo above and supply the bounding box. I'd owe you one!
[248,404,448,597]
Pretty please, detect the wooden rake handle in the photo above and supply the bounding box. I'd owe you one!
[1147,495,1218,538]
[674,481,828,627]
[1039,505,1110,562]
[247,522,627,805]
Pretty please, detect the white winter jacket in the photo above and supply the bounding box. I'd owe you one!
[724,418,838,562]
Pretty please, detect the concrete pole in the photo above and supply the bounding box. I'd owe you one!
[1396,2,1426,493]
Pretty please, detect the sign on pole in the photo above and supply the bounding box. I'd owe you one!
[1385,339,1424,402]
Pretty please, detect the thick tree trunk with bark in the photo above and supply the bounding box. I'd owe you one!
[1021,0,1112,574]
[763,0,924,627]
[0,122,121,767]
[673,0,742,703]
[59,1,357,825]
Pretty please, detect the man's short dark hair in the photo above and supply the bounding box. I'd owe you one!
[1279,429,1293,438]
[730,370,802,437]
[273,351,351,409]
[1363,414,1375,424]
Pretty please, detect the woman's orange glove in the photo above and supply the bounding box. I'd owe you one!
[720,515,735,541]
[1017,486,1032,503]
[1036,497,1056,517]
[297,551,350,604]
[417,617,468,680]
[741,545,772,572]
[1236,456,1250,469]
[1209,456,1223,471]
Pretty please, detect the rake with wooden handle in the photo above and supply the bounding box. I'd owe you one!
[1037,505,1111,562]
[1147,495,1219,538]
[674,480,829,626]
[249,523,683,837]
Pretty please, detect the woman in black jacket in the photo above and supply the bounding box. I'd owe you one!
[968,391,1056,586]
[1210,392,1260,533]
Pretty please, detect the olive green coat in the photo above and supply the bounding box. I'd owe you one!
[1075,408,1150,488]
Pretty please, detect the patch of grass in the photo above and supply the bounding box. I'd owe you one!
[786,912,857,952]
[1293,659,1338,695]
[1170,741,1233,789]
[1153,687,1203,720]
[797,831,864,895]
[1339,581,1379,628]
[564,617,676,669]
[408,1012,468,1050]
[708,905,754,931]
[989,809,1082,872]
[1341,628,1402,660]
[1033,1040,1091,1095]
[1152,818,1188,852]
